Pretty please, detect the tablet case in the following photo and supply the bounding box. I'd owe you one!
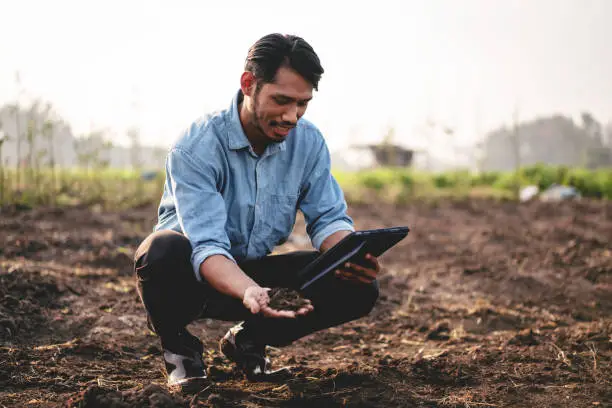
[297,226,409,290]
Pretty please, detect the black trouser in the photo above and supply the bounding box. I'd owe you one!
[133,230,379,348]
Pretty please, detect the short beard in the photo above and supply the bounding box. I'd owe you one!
[250,83,283,144]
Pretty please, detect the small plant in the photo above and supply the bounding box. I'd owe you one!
[42,119,56,204]
[331,165,612,203]
[0,123,9,203]
[9,102,23,189]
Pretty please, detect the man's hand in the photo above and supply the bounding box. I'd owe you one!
[334,253,381,284]
[242,286,314,318]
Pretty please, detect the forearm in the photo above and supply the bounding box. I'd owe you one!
[199,254,258,300]
[320,229,352,253]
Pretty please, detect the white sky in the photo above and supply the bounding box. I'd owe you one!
[1,0,611,153]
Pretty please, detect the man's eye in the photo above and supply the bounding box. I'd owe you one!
[274,97,290,105]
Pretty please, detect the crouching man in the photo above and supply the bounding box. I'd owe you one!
[133,33,381,388]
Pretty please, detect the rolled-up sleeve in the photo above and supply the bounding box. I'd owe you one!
[299,132,354,250]
[166,147,236,282]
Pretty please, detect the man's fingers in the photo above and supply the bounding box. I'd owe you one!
[297,304,314,316]
[365,253,382,272]
[335,265,376,282]
[260,287,271,303]
[344,261,377,279]
[296,300,314,315]
[334,270,373,284]
[261,305,296,318]
[243,286,272,314]
[244,298,261,314]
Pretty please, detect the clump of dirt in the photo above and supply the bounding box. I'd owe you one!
[64,384,188,407]
[507,328,541,346]
[426,320,451,340]
[0,266,64,343]
[268,288,310,312]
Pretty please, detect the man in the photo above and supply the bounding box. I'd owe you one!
[133,33,381,389]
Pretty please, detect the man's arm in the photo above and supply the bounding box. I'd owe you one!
[200,255,282,316]
[319,229,352,253]
[199,254,257,299]
[168,147,310,318]
[167,146,236,282]
[297,131,381,284]
[298,131,355,250]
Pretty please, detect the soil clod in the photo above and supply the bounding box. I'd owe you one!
[268,288,311,312]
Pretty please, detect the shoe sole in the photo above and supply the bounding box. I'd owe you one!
[246,367,293,383]
[168,376,209,393]
[220,338,295,382]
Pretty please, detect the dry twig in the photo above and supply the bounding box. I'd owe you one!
[549,342,571,367]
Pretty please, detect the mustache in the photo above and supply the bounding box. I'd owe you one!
[269,120,296,128]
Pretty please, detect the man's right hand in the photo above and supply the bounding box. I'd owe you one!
[242,286,313,318]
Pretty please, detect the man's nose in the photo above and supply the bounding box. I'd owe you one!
[281,104,298,123]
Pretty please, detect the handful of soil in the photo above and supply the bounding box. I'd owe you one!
[268,288,311,312]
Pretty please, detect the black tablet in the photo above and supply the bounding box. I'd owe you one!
[297,226,410,290]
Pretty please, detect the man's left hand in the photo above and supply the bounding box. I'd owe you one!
[334,253,381,284]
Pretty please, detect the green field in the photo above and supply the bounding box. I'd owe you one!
[0,164,610,209]
[334,164,612,204]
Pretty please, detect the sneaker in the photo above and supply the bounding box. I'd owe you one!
[219,322,292,382]
[162,329,208,389]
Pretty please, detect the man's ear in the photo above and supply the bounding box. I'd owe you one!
[240,71,257,97]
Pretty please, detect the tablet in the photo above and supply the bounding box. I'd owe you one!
[297,226,410,290]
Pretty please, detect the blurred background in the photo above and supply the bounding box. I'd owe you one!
[1,0,611,207]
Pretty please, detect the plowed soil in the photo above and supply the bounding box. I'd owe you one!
[1,198,611,407]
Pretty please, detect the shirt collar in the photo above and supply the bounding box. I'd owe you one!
[227,90,252,150]
[226,89,287,155]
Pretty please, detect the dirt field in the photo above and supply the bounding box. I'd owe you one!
[1,198,611,407]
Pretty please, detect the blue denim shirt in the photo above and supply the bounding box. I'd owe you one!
[154,90,354,282]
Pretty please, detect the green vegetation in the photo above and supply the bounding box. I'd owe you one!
[0,97,163,211]
[0,164,610,210]
[0,168,164,210]
[333,164,612,204]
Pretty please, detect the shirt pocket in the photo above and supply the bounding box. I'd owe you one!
[262,193,298,248]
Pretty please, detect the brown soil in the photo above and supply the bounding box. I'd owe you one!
[1,198,611,407]
[268,288,310,312]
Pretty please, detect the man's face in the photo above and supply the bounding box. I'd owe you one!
[247,66,314,144]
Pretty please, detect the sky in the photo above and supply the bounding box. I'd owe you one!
[1,0,611,155]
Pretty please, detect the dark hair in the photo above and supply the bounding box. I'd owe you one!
[245,33,324,90]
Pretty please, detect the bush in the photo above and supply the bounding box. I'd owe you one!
[520,164,565,190]
[331,165,612,202]
[565,168,604,198]
[600,172,612,199]
[471,171,501,187]
[357,169,398,191]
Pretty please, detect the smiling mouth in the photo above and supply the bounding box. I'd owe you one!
[273,126,293,136]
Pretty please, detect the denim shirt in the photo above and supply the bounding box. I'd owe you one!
[154,90,354,282]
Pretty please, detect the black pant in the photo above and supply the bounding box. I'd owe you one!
[134,230,379,347]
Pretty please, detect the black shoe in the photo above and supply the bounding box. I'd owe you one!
[162,328,208,389]
[219,322,292,382]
